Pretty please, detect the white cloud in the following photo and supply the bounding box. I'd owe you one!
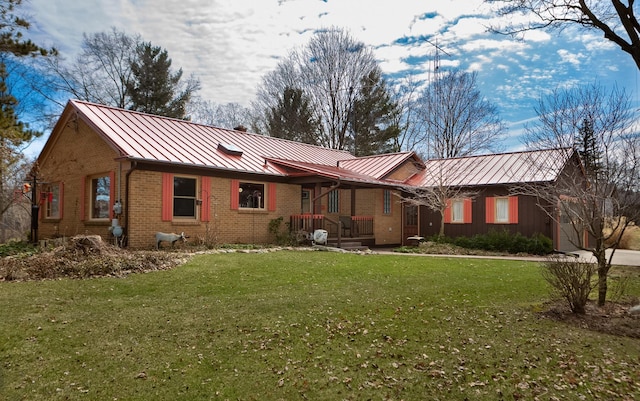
[19,0,637,155]
[557,49,584,66]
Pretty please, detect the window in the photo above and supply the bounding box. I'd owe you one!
[239,182,264,209]
[445,198,472,224]
[91,175,111,219]
[43,182,63,219]
[173,176,197,218]
[383,190,392,214]
[451,199,464,223]
[486,196,518,224]
[328,190,339,213]
[495,197,509,223]
[230,180,276,211]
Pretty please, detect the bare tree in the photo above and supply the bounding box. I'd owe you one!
[0,154,31,241]
[187,98,252,130]
[254,27,397,152]
[486,1,640,70]
[416,69,506,158]
[390,74,426,154]
[42,27,140,110]
[518,83,639,307]
[399,163,478,237]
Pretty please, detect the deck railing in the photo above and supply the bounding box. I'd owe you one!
[289,214,373,237]
[351,215,374,236]
[290,214,325,233]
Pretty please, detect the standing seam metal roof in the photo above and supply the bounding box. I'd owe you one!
[69,99,356,174]
[45,100,574,189]
[407,148,574,187]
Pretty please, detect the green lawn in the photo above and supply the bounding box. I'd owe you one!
[1,251,638,400]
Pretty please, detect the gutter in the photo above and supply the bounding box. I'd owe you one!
[124,161,138,247]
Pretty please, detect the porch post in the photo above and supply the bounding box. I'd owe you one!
[314,183,322,231]
[350,188,356,217]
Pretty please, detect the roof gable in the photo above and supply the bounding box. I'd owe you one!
[338,152,423,180]
[42,100,356,176]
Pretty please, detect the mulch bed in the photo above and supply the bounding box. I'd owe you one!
[541,299,640,338]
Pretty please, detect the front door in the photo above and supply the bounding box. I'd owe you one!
[403,204,419,245]
[301,190,311,213]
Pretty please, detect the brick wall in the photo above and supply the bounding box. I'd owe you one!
[127,172,302,248]
[37,114,402,249]
[38,117,124,243]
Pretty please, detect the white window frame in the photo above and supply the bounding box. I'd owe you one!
[43,182,61,219]
[451,199,465,223]
[90,175,110,220]
[173,175,198,219]
[495,197,510,223]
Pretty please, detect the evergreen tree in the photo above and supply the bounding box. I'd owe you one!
[266,87,319,144]
[575,117,601,179]
[126,42,198,119]
[350,68,401,156]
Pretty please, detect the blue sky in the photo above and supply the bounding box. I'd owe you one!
[22,0,637,156]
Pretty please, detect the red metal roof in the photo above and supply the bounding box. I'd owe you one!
[338,152,422,179]
[407,148,574,187]
[67,100,356,176]
[42,100,574,189]
[266,158,401,187]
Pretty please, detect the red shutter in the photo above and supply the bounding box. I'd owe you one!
[509,196,519,224]
[268,182,277,212]
[109,171,116,219]
[230,180,239,210]
[80,176,86,221]
[485,197,495,224]
[59,182,64,219]
[161,173,173,221]
[463,198,473,224]
[201,176,211,222]
[443,199,452,223]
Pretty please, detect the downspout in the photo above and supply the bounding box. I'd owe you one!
[124,161,138,247]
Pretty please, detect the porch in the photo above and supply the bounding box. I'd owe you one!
[290,214,375,248]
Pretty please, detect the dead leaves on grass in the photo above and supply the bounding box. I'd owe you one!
[220,302,640,399]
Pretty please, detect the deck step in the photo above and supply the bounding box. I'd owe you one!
[327,241,369,251]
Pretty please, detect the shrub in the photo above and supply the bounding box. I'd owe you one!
[268,217,296,246]
[446,230,552,255]
[541,255,597,314]
[0,241,38,257]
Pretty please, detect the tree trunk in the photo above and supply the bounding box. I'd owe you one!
[594,248,609,307]
[597,266,608,307]
[439,210,445,237]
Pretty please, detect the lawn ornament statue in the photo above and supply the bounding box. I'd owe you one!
[155,232,188,250]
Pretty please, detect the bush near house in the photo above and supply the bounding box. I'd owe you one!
[428,230,553,255]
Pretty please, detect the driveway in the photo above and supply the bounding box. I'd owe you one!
[372,248,640,267]
[572,249,640,267]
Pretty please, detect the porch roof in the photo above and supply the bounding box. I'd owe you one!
[337,152,422,179]
[265,157,401,188]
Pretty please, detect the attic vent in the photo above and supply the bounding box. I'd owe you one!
[218,143,243,156]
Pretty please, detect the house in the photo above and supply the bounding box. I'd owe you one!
[404,149,586,251]
[35,99,582,251]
